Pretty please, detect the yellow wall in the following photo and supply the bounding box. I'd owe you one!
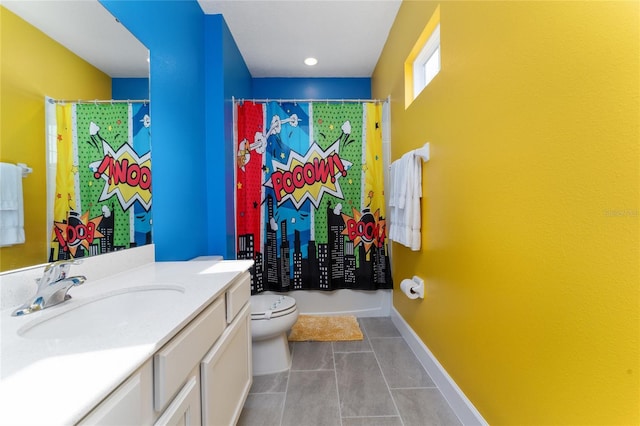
[0,7,111,271]
[372,1,639,424]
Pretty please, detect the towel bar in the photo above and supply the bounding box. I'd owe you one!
[414,143,430,162]
[17,163,32,178]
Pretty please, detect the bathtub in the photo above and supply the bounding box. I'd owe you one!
[262,289,391,317]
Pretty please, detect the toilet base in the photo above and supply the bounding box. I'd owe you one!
[252,332,292,376]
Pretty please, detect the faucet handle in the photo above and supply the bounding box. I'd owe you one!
[40,259,83,284]
[44,259,82,271]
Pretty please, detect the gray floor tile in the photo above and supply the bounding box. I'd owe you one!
[281,370,341,426]
[360,317,401,338]
[332,337,372,353]
[291,341,334,370]
[241,316,464,426]
[392,388,462,426]
[237,393,285,426]
[335,352,398,417]
[342,416,403,426]
[332,318,372,353]
[370,337,435,389]
[249,371,289,394]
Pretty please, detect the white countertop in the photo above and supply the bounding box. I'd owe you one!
[0,259,253,425]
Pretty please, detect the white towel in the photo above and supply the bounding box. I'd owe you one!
[408,152,422,250]
[388,151,422,251]
[0,163,26,247]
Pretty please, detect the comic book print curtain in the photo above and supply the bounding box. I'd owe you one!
[235,100,392,294]
[50,102,151,261]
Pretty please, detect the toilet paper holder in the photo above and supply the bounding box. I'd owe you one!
[401,276,425,299]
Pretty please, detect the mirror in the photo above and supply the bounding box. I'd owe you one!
[0,1,150,273]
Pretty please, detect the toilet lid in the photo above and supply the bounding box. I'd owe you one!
[251,295,297,320]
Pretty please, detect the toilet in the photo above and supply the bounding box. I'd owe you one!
[250,294,299,376]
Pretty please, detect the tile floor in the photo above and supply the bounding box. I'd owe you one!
[238,317,462,426]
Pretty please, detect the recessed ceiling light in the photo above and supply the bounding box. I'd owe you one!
[304,57,318,66]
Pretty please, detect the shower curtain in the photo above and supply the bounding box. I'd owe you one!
[235,100,392,294]
[49,101,151,261]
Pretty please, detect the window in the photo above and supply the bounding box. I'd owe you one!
[404,5,441,108]
[413,24,440,98]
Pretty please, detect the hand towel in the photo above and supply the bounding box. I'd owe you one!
[408,152,422,250]
[0,163,26,246]
[388,150,422,251]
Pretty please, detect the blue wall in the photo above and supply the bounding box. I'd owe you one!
[100,1,374,262]
[102,2,252,261]
[252,78,371,99]
[101,0,208,261]
[112,78,149,100]
[204,15,252,258]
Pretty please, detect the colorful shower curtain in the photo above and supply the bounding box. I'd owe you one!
[235,101,392,294]
[50,102,151,261]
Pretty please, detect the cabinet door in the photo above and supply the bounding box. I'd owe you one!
[77,361,154,425]
[154,373,201,426]
[201,304,252,426]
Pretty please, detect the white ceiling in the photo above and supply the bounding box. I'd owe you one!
[2,0,401,79]
[197,0,402,78]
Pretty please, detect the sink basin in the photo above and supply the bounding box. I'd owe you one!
[17,285,185,340]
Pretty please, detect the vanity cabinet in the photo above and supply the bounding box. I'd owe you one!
[77,271,252,426]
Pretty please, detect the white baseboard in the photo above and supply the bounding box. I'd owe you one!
[390,307,488,426]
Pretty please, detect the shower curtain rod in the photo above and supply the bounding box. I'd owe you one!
[235,98,385,104]
[48,98,149,104]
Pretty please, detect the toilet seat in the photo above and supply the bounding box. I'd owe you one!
[251,295,297,320]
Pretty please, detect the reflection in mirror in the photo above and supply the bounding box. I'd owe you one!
[44,98,152,263]
[0,1,150,273]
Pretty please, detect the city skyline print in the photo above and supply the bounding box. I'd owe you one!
[235,100,392,293]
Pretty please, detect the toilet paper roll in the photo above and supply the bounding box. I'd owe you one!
[400,279,420,299]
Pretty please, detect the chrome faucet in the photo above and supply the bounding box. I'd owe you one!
[12,260,87,316]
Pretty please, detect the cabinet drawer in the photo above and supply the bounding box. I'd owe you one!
[154,296,225,411]
[226,272,250,323]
